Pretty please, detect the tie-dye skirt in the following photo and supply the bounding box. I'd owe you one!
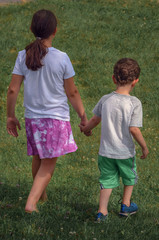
[25,118,78,159]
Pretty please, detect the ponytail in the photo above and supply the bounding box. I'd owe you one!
[25,9,57,71]
[25,39,47,71]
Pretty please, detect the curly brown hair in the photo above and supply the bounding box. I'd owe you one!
[113,58,140,86]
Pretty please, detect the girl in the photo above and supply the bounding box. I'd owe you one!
[7,9,88,213]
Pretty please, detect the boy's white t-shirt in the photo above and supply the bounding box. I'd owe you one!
[12,47,75,121]
[93,92,143,159]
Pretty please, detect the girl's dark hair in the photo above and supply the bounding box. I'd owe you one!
[25,9,57,71]
[113,58,140,86]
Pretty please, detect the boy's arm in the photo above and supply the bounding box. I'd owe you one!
[79,115,101,134]
[129,127,149,159]
[7,74,24,137]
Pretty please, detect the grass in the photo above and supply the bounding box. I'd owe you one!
[0,0,159,239]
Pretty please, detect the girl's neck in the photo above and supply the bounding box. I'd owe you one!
[42,35,54,48]
[42,39,52,48]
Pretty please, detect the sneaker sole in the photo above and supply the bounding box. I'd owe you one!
[119,211,137,217]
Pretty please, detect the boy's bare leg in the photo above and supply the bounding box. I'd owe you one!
[122,185,134,206]
[32,155,47,201]
[98,188,112,215]
[25,157,57,213]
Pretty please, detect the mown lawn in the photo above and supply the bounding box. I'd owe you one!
[0,0,159,239]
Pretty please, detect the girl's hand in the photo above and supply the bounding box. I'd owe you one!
[7,117,21,137]
[79,115,101,137]
[79,113,92,136]
[79,112,87,127]
[7,74,23,137]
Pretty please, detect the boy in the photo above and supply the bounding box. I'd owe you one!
[80,58,149,222]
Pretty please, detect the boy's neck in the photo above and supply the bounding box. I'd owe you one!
[115,84,132,96]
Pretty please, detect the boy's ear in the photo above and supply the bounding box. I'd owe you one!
[132,78,139,87]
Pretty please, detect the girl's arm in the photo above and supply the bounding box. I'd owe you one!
[64,77,87,126]
[79,115,101,134]
[129,126,149,159]
[7,74,24,137]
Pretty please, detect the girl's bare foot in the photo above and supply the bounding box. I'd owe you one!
[25,203,39,213]
[25,208,39,213]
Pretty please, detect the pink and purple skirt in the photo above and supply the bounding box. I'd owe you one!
[25,118,78,159]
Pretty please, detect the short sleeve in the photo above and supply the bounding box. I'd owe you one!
[63,53,75,79]
[93,98,103,117]
[12,52,24,76]
[130,99,143,127]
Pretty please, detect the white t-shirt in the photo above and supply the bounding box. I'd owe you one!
[12,47,75,121]
[93,92,143,159]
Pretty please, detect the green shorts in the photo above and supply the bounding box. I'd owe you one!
[98,155,138,189]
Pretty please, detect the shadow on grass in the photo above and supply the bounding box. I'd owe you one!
[0,178,98,239]
[1,179,159,240]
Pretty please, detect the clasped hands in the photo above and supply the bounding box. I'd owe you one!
[79,123,92,137]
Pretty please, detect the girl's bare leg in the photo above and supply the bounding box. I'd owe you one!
[32,155,47,201]
[25,157,57,213]
[98,188,112,215]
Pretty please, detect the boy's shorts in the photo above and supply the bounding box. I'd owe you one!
[98,155,138,189]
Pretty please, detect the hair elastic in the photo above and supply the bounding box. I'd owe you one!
[36,37,42,40]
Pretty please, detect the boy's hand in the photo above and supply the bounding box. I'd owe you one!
[7,117,21,137]
[129,127,149,160]
[140,147,149,159]
[83,131,92,136]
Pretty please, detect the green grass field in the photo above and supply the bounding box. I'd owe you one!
[0,0,159,239]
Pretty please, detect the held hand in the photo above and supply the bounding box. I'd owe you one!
[79,124,92,137]
[79,123,84,131]
[7,117,21,137]
[79,113,92,136]
[140,147,149,159]
[79,112,88,127]
[84,131,92,136]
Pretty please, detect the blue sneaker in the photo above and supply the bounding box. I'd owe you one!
[119,202,138,217]
[95,212,108,223]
